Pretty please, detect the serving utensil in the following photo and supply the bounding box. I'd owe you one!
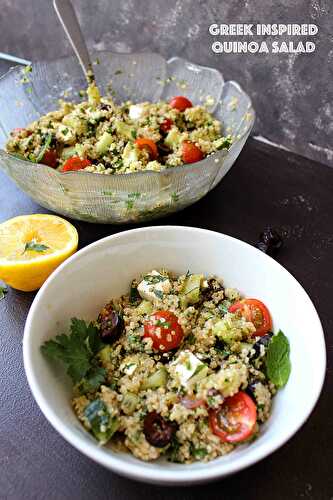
[53,0,95,82]
[0,52,31,66]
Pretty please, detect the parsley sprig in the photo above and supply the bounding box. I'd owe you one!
[41,318,106,391]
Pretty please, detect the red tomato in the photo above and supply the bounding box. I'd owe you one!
[135,138,158,160]
[169,96,193,112]
[160,118,173,134]
[42,149,58,168]
[144,310,184,352]
[62,156,92,172]
[209,391,257,443]
[181,141,204,164]
[229,299,272,337]
[180,397,205,409]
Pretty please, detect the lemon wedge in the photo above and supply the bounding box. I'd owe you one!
[0,214,78,291]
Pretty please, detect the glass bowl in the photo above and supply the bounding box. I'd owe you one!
[0,51,254,224]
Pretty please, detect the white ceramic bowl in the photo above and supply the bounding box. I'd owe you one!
[23,226,326,485]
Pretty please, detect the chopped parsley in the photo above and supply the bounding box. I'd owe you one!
[143,274,168,285]
[24,240,49,253]
[154,289,164,300]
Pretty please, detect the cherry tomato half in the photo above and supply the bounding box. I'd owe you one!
[169,96,193,112]
[160,118,173,134]
[42,149,58,168]
[181,141,204,164]
[62,156,92,172]
[229,298,272,337]
[209,391,257,443]
[144,310,184,352]
[135,138,158,160]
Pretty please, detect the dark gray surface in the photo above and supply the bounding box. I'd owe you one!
[0,138,332,499]
[0,0,332,166]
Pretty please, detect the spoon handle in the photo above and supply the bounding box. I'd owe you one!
[53,0,93,80]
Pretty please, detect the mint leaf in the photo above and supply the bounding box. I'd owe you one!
[24,240,49,253]
[41,318,105,384]
[266,330,291,388]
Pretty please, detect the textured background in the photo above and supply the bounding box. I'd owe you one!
[0,0,332,165]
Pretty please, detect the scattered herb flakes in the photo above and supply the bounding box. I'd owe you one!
[171,192,179,203]
[266,330,291,388]
[114,69,123,76]
[187,333,195,345]
[126,199,134,210]
[143,274,168,284]
[154,289,164,300]
[128,192,141,199]
[24,240,49,253]
[0,284,8,301]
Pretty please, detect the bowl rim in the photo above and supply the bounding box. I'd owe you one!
[0,51,255,180]
[23,226,326,484]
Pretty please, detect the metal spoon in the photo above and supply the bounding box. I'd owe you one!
[53,0,95,82]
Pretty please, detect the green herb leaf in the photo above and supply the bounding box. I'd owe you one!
[24,240,49,253]
[266,330,291,388]
[41,318,104,384]
[36,133,52,163]
[77,365,106,394]
[0,284,8,301]
[193,447,207,459]
[154,289,164,300]
[143,274,167,284]
[131,129,137,139]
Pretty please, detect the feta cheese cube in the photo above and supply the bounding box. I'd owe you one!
[56,124,76,144]
[171,350,205,386]
[137,270,171,302]
[120,362,137,375]
[129,104,147,120]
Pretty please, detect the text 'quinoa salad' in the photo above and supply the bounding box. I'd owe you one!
[6,81,232,175]
[41,269,291,463]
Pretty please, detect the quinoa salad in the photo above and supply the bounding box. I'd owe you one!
[6,82,232,175]
[41,269,291,464]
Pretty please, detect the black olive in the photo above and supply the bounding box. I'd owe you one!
[99,103,111,111]
[199,278,224,304]
[251,332,273,359]
[158,349,177,364]
[98,303,124,344]
[246,381,259,401]
[156,141,171,157]
[214,338,226,353]
[256,227,283,256]
[143,411,177,448]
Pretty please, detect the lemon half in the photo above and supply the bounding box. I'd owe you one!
[0,214,78,291]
